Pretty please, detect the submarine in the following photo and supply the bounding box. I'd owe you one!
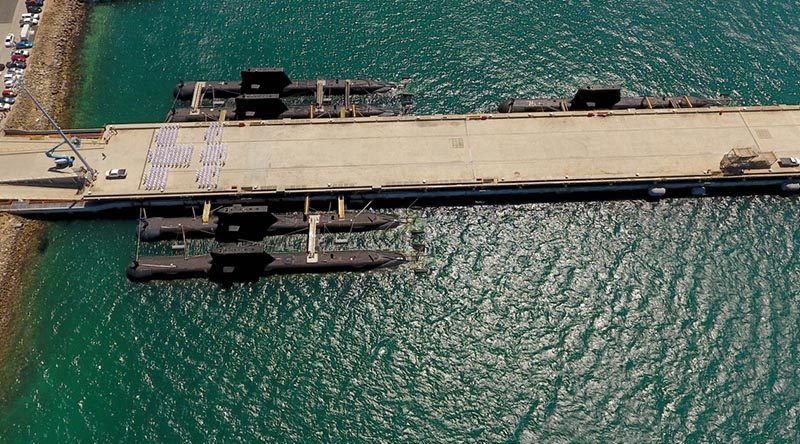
[173,67,408,101]
[126,245,407,282]
[166,95,403,123]
[138,205,402,242]
[498,85,722,113]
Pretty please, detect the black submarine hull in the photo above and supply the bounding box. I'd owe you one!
[126,251,406,282]
[138,212,401,242]
[174,67,404,101]
[165,104,401,122]
[499,96,721,113]
[173,79,401,101]
[498,86,721,113]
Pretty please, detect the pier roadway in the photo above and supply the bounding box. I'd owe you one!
[0,106,798,211]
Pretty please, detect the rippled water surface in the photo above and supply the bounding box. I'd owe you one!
[2,0,800,442]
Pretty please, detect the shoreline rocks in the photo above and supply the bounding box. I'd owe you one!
[0,0,84,359]
[0,214,44,359]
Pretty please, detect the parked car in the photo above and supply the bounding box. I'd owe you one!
[26,0,44,6]
[0,103,12,112]
[2,89,17,97]
[4,79,16,89]
[15,41,33,49]
[778,157,800,168]
[11,54,26,62]
[105,169,128,180]
[20,16,39,26]
[4,34,15,48]
[26,6,42,14]
[20,24,32,41]
[13,50,30,58]
[2,96,15,104]
[9,61,26,69]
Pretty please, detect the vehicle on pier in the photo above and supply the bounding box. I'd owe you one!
[105,168,127,179]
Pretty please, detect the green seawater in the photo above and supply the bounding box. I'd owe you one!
[2,1,800,442]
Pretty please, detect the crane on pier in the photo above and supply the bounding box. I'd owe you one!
[44,139,76,169]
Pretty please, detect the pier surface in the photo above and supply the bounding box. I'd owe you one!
[0,106,799,212]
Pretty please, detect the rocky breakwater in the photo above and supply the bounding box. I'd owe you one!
[0,0,78,363]
[0,214,43,361]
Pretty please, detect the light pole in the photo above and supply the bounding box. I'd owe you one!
[16,79,96,179]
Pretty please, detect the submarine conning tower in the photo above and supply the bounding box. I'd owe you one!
[570,85,622,110]
[240,67,293,94]
[173,68,292,101]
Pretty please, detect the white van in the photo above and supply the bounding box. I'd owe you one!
[20,24,32,41]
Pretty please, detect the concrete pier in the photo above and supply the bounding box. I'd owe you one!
[0,106,798,214]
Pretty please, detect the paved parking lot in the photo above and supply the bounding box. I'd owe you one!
[0,0,26,46]
[0,0,35,126]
